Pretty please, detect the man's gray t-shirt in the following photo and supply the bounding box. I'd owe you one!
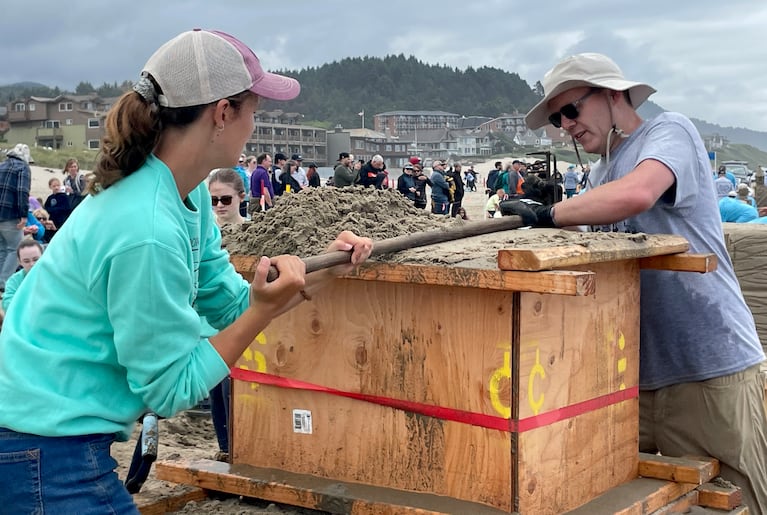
[586,112,763,390]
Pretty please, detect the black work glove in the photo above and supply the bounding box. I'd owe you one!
[498,200,556,228]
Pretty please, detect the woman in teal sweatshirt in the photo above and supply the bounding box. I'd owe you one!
[0,29,371,514]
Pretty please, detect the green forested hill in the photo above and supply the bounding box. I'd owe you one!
[262,54,542,129]
[3,55,767,154]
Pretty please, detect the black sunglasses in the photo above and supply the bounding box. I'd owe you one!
[548,88,599,128]
[211,195,234,206]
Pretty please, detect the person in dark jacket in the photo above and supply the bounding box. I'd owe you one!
[396,164,417,204]
[429,160,451,215]
[448,162,466,217]
[486,161,502,197]
[282,159,303,193]
[412,164,428,209]
[359,155,386,189]
[333,152,358,187]
[306,163,321,187]
[271,152,287,196]
[43,177,73,233]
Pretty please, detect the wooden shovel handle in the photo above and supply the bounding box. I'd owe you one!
[266,215,524,282]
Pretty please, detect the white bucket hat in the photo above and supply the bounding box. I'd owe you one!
[7,143,32,164]
[525,53,656,130]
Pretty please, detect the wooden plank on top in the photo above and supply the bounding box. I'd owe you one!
[346,262,595,295]
[497,234,689,271]
[638,453,720,485]
[231,255,596,296]
[639,253,718,273]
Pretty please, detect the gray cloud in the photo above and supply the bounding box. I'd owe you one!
[4,0,765,130]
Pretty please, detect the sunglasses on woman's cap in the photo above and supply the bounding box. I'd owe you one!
[548,88,598,128]
[211,195,234,206]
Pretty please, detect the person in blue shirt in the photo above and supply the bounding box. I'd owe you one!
[1,239,43,313]
[22,209,44,242]
[719,192,759,223]
[0,29,372,514]
[563,164,579,198]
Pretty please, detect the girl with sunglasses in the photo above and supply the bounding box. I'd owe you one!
[0,29,372,513]
[209,168,246,225]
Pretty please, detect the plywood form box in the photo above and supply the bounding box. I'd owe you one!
[225,231,692,514]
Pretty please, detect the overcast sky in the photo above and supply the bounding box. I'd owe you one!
[3,0,765,131]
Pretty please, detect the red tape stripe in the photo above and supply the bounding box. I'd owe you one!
[230,368,637,433]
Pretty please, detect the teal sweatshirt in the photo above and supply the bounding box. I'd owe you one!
[1,268,26,312]
[0,155,246,439]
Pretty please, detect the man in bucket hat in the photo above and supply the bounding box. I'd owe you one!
[504,53,767,511]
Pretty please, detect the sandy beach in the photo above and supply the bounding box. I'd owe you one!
[29,165,67,203]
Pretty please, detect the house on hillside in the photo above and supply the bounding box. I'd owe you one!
[453,128,494,157]
[5,93,117,150]
[406,128,458,163]
[514,127,552,148]
[703,133,727,151]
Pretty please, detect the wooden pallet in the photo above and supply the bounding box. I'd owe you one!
[153,454,747,514]
[134,484,208,515]
[566,454,746,515]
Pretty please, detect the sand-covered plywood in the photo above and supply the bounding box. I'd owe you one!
[723,223,767,352]
[222,187,689,273]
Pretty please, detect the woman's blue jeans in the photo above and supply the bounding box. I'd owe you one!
[0,427,138,514]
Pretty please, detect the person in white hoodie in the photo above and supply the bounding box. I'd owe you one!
[0,143,32,290]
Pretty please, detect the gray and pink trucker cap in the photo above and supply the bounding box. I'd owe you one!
[142,28,300,108]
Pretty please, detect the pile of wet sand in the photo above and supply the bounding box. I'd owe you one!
[221,186,463,258]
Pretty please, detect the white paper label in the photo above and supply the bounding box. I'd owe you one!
[292,409,312,434]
